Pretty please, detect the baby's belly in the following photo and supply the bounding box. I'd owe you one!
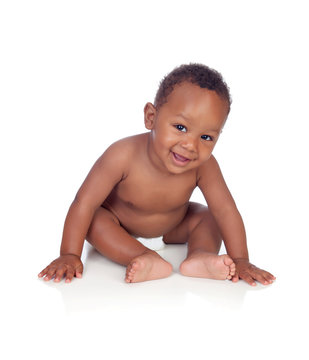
[103,200,188,238]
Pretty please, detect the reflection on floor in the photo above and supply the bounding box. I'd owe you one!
[3,241,307,360]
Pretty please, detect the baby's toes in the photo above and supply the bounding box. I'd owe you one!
[125,263,136,282]
[222,256,235,273]
[223,255,234,267]
[230,262,236,276]
[125,266,132,282]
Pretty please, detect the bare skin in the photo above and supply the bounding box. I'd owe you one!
[38,82,276,286]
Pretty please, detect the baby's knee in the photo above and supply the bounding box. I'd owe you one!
[87,207,120,238]
[187,202,210,230]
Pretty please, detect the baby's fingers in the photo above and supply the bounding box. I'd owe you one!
[65,268,75,283]
[240,272,256,286]
[252,272,271,285]
[54,266,66,282]
[252,270,276,285]
[42,266,57,281]
[38,267,48,278]
[231,274,239,283]
[75,263,83,278]
[263,271,276,282]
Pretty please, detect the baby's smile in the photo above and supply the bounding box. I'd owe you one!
[171,151,191,166]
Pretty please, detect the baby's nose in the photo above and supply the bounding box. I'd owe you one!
[181,136,197,152]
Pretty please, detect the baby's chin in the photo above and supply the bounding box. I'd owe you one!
[166,165,196,175]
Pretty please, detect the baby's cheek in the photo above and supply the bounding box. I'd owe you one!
[200,152,212,163]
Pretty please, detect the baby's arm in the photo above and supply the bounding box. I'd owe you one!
[198,156,276,286]
[38,141,129,282]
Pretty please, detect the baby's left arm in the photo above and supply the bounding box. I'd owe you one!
[197,156,276,286]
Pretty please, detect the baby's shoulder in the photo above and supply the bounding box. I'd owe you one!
[93,134,146,177]
[101,133,147,167]
[197,155,221,179]
[106,133,146,155]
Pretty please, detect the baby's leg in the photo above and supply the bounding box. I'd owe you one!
[163,202,235,280]
[86,207,172,283]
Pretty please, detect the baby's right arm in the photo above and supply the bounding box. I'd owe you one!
[38,140,130,282]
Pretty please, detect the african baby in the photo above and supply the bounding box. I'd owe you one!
[39,63,276,286]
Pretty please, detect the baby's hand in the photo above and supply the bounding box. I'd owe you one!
[232,259,276,286]
[38,254,83,283]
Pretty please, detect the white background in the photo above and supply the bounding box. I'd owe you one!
[1,1,308,359]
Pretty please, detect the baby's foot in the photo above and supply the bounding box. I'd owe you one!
[125,252,173,283]
[179,251,236,280]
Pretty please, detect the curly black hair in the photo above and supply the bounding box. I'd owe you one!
[154,63,231,112]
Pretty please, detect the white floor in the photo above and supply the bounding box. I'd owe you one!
[2,233,308,360]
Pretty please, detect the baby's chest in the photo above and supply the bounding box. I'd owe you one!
[115,173,196,212]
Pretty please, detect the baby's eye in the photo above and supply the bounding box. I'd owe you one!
[175,124,187,132]
[201,135,213,141]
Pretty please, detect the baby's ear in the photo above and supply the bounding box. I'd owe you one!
[144,102,157,130]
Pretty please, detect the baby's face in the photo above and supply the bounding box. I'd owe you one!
[146,82,229,175]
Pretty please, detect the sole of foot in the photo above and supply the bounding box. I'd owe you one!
[125,252,173,283]
[180,252,236,280]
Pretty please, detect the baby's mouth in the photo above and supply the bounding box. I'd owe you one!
[172,152,191,164]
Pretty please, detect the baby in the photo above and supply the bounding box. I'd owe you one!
[38,63,276,286]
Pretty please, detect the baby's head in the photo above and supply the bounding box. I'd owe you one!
[144,64,231,174]
[154,63,231,114]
